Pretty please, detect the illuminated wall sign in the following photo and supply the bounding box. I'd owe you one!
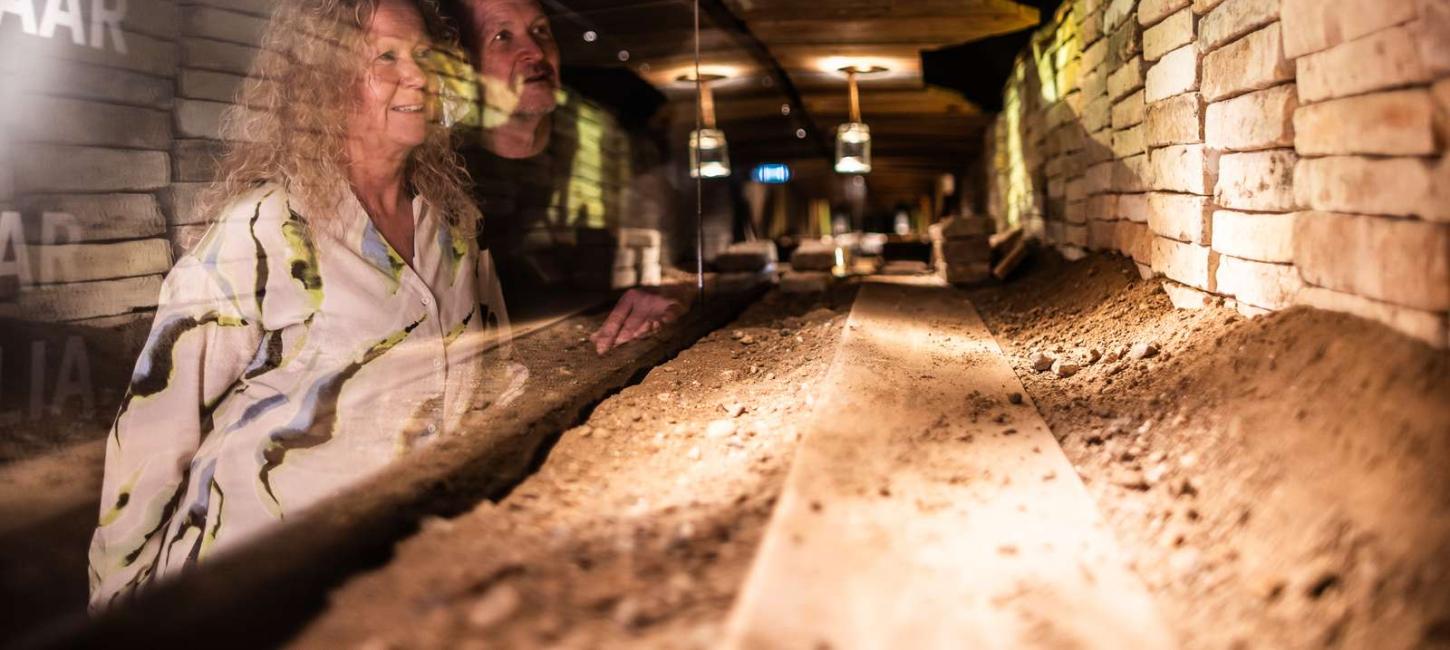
[1,0,129,54]
[752,163,791,184]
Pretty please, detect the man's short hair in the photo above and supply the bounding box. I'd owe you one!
[435,0,482,66]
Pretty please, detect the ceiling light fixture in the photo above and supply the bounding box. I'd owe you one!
[835,65,884,175]
[681,73,731,179]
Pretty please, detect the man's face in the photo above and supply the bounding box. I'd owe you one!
[470,0,560,118]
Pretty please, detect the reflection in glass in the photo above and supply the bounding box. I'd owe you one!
[687,74,730,179]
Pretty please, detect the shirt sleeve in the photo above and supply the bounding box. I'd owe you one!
[87,190,287,609]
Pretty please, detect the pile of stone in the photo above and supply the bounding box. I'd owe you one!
[714,240,778,292]
[930,216,995,285]
[775,239,838,293]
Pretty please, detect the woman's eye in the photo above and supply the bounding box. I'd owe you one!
[531,25,551,40]
[378,51,397,62]
[491,30,510,43]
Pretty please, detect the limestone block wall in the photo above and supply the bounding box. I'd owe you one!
[1,0,182,328]
[166,0,272,254]
[986,0,1450,348]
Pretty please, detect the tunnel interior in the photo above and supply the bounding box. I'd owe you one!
[1,0,1448,648]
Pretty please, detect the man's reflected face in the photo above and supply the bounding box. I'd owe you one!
[470,0,560,117]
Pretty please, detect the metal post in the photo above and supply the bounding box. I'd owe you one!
[694,0,705,304]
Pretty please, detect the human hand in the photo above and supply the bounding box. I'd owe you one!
[590,288,688,355]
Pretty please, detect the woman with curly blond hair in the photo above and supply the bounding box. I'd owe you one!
[87,0,521,610]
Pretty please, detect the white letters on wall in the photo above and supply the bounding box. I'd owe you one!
[0,0,128,54]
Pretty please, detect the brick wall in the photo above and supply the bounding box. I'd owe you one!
[987,0,1450,348]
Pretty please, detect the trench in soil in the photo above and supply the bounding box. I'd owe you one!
[292,252,1450,650]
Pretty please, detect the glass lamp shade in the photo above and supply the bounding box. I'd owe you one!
[690,128,731,179]
[834,122,872,174]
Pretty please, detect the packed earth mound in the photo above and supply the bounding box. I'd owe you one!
[968,250,1450,650]
[291,285,858,649]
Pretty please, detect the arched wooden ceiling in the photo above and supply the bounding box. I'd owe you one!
[545,0,1040,214]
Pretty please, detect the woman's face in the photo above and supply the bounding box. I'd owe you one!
[349,0,433,159]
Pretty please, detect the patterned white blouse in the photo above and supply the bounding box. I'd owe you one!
[87,184,524,609]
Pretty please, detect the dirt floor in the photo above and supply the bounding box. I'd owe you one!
[4,248,1448,649]
[966,250,1450,650]
[293,249,1450,649]
[289,284,858,649]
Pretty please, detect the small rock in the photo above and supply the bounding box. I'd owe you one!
[1128,342,1159,360]
[1008,392,1024,405]
[1052,360,1081,378]
[612,597,644,628]
[1113,470,1150,490]
[578,426,594,438]
[1144,463,1169,485]
[731,329,745,340]
[1168,548,1201,575]
[687,446,702,460]
[1175,477,1199,497]
[1087,349,1102,364]
[706,419,737,438]
[1104,350,1122,363]
[1299,566,1341,600]
[1031,352,1055,372]
[740,335,755,345]
[722,403,746,418]
[467,584,522,630]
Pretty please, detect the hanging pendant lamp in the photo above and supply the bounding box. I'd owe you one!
[835,66,883,175]
[686,74,731,179]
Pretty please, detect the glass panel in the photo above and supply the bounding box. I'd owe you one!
[835,122,872,174]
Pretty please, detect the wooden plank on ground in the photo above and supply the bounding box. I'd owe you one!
[724,279,1174,650]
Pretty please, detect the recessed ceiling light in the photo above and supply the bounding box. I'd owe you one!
[583,30,597,42]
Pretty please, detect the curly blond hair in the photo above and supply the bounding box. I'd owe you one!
[197,0,480,236]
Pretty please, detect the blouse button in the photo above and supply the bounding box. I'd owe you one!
[421,296,432,307]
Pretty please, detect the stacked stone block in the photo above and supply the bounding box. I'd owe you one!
[1198,0,1299,314]
[936,217,995,285]
[984,0,1449,347]
[166,0,273,254]
[1284,0,1450,346]
[0,0,181,326]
